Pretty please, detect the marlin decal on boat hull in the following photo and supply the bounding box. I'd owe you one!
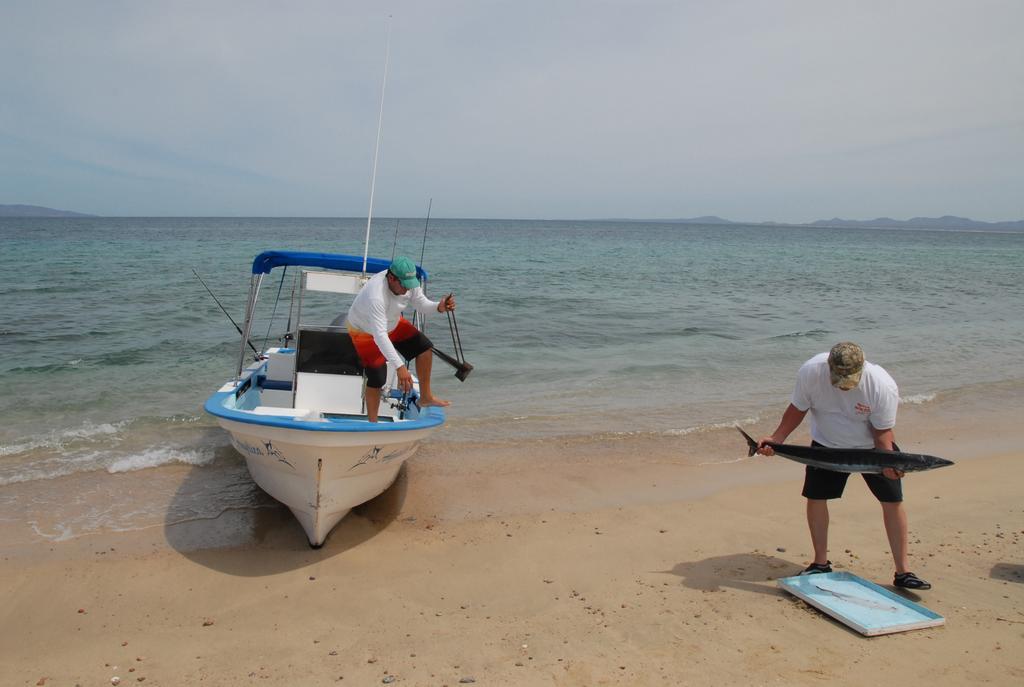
[736,427,954,473]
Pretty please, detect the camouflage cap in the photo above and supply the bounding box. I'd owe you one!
[828,341,864,390]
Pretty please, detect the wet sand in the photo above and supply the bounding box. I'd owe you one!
[2,388,1023,686]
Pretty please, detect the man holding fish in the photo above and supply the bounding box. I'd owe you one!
[755,342,932,590]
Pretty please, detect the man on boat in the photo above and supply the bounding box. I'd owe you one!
[345,255,454,422]
[755,342,931,590]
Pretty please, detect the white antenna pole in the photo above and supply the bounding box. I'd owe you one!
[363,17,392,275]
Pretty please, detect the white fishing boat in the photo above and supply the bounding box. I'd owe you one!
[204,27,472,546]
[204,250,446,547]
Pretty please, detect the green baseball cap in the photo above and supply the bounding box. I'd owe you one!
[388,256,420,289]
[828,341,865,390]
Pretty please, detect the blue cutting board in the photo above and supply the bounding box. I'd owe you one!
[778,571,945,636]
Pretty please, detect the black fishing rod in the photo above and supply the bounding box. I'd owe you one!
[283,272,297,347]
[418,197,432,268]
[414,197,473,381]
[446,297,465,359]
[415,199,433,335]
[390,218,401,260]
[433,292,473,381]
[262,266,288,352]
[192,269,260,357]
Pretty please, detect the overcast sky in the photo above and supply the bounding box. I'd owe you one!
[1,1,1021,222]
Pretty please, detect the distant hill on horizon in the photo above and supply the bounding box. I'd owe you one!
[3,205,1022,230]
[654,214,1024,231]
[0,204,97,218]
[804,215,1024,231]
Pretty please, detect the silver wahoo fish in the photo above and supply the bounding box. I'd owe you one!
[736,427,954,473]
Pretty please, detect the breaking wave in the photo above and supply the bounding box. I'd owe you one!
[664,417,761,436]
[0,421,126,458]
[107,447,217,473]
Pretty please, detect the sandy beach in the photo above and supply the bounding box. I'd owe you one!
[2,387,1023,686]
[3,1,1023,683]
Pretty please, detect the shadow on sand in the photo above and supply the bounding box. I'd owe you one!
[163,460,408,576]
[991,562,1024,584]
[662,551,799,596]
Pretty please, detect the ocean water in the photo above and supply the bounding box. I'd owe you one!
[2,217,1023,541]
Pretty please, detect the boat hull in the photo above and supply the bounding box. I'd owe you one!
[217,417,434,546]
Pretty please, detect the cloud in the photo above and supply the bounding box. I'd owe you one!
[2,1,1022,221]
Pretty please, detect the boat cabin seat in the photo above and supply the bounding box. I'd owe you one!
[293,327,366,416]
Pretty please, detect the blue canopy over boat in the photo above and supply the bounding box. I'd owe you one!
[251,251,429,280]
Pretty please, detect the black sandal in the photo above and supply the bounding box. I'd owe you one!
[894,572,931,590]
[799,560,832,575]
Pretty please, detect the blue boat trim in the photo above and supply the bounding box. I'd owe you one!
[251,251,429,280]
[204,388,445,432]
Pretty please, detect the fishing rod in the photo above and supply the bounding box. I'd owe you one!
[413,198,473,381]
[261,266,289,352]
[362,16,392,275]
[446,296,468,364]
[433,291,473,381]
[390,218,401,260]
[418,197,432,267]
[283,273,297,347]
[192,269,260,357]
[415,198,433,335]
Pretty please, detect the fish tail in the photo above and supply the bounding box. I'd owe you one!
[736,426,758,457]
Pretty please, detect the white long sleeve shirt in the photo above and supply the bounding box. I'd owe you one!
[346,270,439,370]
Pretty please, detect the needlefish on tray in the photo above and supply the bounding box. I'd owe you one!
[736,427,954,474]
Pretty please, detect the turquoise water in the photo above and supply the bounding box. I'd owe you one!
[1,217,1023,537]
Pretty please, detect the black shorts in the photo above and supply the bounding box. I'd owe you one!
[364,330,433,389]
[801,441,904,503]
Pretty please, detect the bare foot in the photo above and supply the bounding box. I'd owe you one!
[419,395,451,408]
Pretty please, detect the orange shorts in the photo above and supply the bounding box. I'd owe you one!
[348,318,430,380]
